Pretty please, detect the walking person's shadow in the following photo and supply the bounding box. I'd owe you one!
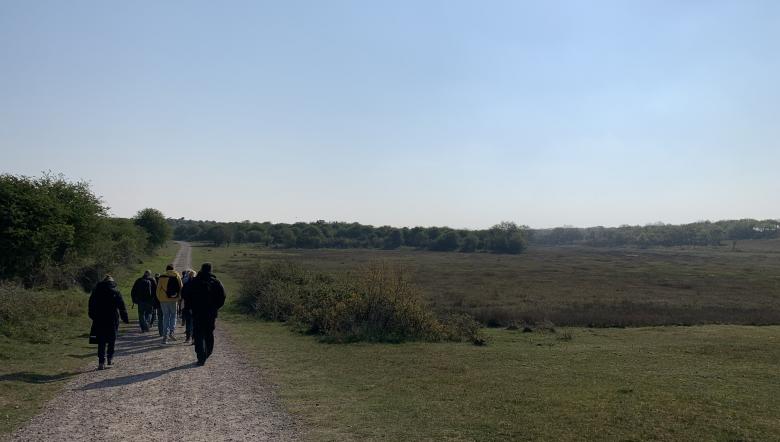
[79,363,194,391]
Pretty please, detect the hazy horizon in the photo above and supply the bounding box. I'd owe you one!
[2,1,778,229]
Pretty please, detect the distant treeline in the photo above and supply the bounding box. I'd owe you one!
[170,217,779,252]
[0,173,171,289]
[171,220,527,253]
[533,219,779,247]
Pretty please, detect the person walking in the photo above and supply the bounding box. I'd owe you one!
[156,264,183,344]
[182,262,226,366]
[153,273,161,335]
[88,275,129,370]
[180,269,196,344]
[130,270,157,332]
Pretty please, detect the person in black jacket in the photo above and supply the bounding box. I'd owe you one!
[181,262,226,366]
[88,275,129,370]
[130,270,157,332]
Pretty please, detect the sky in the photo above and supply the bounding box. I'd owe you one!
[1,1,778,229]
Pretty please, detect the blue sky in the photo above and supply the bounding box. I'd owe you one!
[1,1,778,228]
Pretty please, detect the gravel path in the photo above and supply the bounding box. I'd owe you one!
[12,242,300,441]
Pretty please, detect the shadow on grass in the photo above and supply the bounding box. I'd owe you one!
[0,371,84,384]
[78,363,195,391]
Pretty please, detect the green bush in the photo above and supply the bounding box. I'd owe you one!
[0,283,87,343]
[238,261,484,344]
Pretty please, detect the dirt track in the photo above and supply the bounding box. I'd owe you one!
[12,242,299,441]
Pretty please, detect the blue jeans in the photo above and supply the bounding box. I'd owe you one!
[160,302,177,336]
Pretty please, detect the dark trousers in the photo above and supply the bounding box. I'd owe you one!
[156,307,164,336]
[193,315,216,362]
[182,309,194,339]
[138,302,153,332]
[97,336,116,364]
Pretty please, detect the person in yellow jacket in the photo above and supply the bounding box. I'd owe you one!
[156,264,183,344]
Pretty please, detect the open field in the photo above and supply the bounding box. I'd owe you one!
[195,240,780,326]
[191,243,780,441]
[0,242,178,438]
[225,318,780,441]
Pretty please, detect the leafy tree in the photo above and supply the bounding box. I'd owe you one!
[460,233,479,252]
[0,173,107,283]
[134,208,171,249]
[383,228,404,249]
[429,230,460,252]
[486,221,527,254]
[297,225,325,248]
[207,225,229,246]
[246,230,269,244]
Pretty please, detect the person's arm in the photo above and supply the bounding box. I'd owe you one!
[115,290,129,324]
[88,290,97,320]
[214,280,226,310]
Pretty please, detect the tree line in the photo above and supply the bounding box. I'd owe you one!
[0,173,171,289]
[532,219,779,248]
[170,219,528,253]
[171,217,779,252]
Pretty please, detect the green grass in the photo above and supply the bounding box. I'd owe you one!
[225,319,780,441]
[192,243,780,441]
[0,241,179,438]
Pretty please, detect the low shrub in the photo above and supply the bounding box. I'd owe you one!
[238,261,484,344]
[0,282,87,343]
[237,261,313,321]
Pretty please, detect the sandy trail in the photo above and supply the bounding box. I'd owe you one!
[12,242,299,441]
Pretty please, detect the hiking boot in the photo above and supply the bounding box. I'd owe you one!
[107,358,113,366]
[163,337,168,345]
[168,334,177,341]
[98,363,105,371]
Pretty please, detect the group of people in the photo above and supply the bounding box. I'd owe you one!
[87,262,226,371]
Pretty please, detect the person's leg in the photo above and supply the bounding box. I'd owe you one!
[162,303,177,337]
[97,337,106,368]
[193,317,205,363]
[204,316,216,360]
[138,303,149,332]
[184,310,193,342]
[144,306,153,330]
[157,308,164,336]
[107,336,116,365]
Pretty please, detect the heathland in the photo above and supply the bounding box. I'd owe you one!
[205,240,780,327]
[191,241,780,441]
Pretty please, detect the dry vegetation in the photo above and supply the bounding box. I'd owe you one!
[210,239,780,327]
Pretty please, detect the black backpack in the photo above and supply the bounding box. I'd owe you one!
[165,275,181,298]
[131,278,152,304]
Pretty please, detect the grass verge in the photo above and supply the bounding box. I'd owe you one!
[0,241,178,438]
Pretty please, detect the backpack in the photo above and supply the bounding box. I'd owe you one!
[195,276,225,312]
[131,278,151,304]
[165,275,181,298]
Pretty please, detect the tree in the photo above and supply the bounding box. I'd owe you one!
[206,225,229,246]
[460,233,479,252]
[134,208,171,249]
[0,173,108,283]
[383,228,404,249]
[297,225,325,248]
[429,230,460,252]
[486,221,527,254]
